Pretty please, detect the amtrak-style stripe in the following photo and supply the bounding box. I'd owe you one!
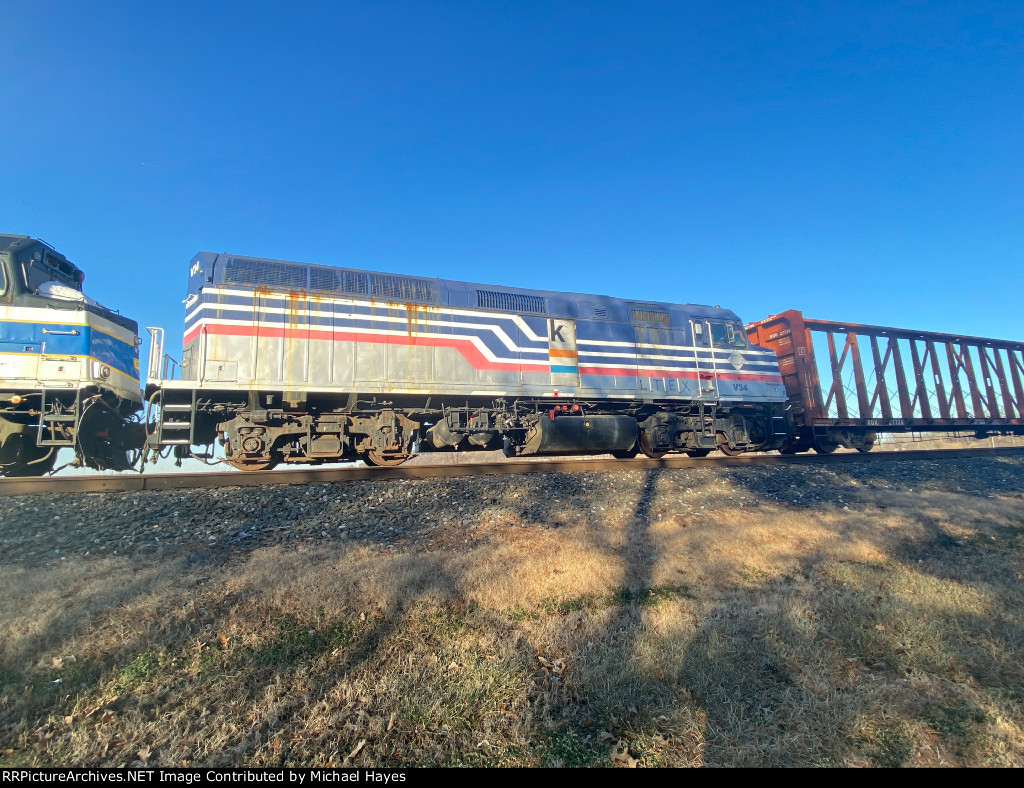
[188,319,783,383]
[185,297,781,367]
[185,289,552,348]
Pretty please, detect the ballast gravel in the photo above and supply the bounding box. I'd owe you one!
[1,455,1022,569]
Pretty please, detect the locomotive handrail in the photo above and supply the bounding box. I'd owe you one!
[146,327,179,381]
[146,327,164,380]
[162,354,180,380]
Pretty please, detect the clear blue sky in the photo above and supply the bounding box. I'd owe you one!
[3,0,1022,376]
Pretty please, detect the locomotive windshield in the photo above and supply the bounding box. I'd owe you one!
[709,321,747,349]
[18,248,84,294]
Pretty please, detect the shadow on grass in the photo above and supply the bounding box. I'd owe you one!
[2,455,1022,766]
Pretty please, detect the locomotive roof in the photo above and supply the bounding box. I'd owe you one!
[0,234,38,254]
[191,251,742,323]
[1,235,85,279]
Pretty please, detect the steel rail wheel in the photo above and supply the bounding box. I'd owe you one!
[638,430,667,459]
[813,437,839,454]
[223,442,279,471]
[224,457,279,471]
[363,450,410,467]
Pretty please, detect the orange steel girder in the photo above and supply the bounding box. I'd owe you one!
[746,310,1024,432]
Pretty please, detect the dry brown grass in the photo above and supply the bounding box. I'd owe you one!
[2,457,1023,767]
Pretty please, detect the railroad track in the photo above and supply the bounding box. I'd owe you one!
[2,446,1022,496]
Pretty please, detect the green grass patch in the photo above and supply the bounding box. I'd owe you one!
[921,699,990,755]
[252,618,354,667]
[853,719,914,768]
[539,728,607,767]
[109,652,161,694]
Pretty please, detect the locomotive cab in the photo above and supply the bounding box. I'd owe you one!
[0,234,144,476]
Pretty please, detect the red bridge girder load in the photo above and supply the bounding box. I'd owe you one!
[747,310,1024,454]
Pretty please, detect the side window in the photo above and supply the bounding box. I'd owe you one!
[708,322,748,348]
[691,320,708,346]
[0,263,7,296]
[727,323,747,348]
[709,322,729,348]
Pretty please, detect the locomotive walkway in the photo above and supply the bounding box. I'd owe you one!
[2,445,1022,496]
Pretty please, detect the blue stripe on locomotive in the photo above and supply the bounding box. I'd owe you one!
[185,290,781,374]
[0,319,138,380]
[187,293,780,370]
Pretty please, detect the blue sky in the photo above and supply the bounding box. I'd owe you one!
[3,0,1021,375]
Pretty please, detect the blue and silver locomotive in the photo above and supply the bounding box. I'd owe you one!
[145,251,790,469]
[0,235,143,476]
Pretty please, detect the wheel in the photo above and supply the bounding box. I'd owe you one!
[223,441,278,471]
[717,442,746,457]
[4,451,57,477]
[856,441,875,453]
[638,430,667,459]
[684,448,712,458]
[362,450,409,467]
[813,437,839,454]
[224,457,278,471]
[1,436,56,477]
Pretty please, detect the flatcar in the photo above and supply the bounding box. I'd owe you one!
[144,252,791,469]
[0,235,143,476]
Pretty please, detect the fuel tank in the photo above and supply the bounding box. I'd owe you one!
[518,414,638,456]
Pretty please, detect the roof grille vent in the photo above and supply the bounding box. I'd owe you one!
[369,274,437,304]
[631,308,671,326]
[477,290,547,314]
[224,257,307,290]
[310,266,368,295]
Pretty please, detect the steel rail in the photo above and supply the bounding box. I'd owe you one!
[2,447,1023,496]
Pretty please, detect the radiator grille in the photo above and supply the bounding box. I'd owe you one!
[631,308,671,326]
[309,266,368,295]
[369,274,437,303]
[224,257,307,290]
[476,290,547,314]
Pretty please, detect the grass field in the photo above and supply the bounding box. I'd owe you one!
[2,456,1023,767]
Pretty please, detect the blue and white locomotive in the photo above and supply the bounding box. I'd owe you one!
[0,235,143,476]
[144,251,790,469]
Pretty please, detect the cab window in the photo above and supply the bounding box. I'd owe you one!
[709,322,747,349]
[19,250,82,293]
[0,263,7,296]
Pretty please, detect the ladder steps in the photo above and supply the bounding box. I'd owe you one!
[153,394,195,448]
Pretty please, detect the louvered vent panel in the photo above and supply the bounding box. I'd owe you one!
[340,270,368,295]
[476,290,547,314]
[224,257,308,289]
[631,309,671,326]
[369,274,437,303]
[593,308,608,319]
[309,266,368,295]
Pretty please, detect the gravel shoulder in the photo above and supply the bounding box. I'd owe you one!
[2,454,1022,570]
